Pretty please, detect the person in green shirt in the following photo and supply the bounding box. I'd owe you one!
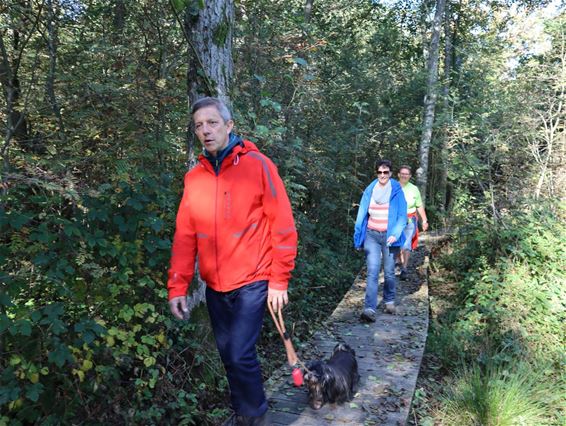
[398,166,429,280]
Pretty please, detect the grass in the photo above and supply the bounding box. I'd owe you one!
[439,363,552,426]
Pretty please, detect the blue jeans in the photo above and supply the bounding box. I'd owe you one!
[363,229,399,309]
[206,280,268,417]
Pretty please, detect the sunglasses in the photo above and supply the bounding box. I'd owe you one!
[377,171,390,175]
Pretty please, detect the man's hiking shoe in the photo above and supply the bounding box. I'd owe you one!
[360,308,376,322]
[384,302,396,315]
[226,411,270,426]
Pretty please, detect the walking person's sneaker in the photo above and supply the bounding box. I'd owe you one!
[399,268,408,280]
[384,302,396,315]
[360,308,376,322]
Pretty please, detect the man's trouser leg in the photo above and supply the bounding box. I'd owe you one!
[206,280,269,418]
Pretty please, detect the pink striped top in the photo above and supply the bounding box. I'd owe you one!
[367,199,389,231]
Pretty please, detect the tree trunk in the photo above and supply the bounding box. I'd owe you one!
[304,0,314,23]
[0,32,27,172]
[416,0,446,203]
[45,0,65,141]
[113,0,127,33]
[438,0,453,212]
[186,0,234,107]
[1,4,43,169]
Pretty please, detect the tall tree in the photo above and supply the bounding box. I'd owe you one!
[416,0,447,202]
[0,2,43,175]
[437,0,455,212]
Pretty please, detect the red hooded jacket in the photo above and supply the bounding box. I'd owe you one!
[167,140,298,300]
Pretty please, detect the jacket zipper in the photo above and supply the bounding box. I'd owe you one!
[204,151,235,291]
[214,166,221,290]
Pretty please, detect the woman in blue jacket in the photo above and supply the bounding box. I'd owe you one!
[353,159,407,321]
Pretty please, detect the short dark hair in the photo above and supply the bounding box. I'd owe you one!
[191,97,232,122]
[375,159,392,172]
[399,165,412,174]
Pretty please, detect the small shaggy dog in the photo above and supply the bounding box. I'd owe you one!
[303,343,360,410]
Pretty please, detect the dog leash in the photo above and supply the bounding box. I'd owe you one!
[267,301,310,386]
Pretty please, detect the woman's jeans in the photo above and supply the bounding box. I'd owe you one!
[363,229,399,310]
[206,280,269,417]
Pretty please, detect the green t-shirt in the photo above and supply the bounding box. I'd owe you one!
[401,181,423,214]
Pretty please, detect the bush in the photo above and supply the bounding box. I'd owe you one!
[428,202,565,424]
[0,175,229,425]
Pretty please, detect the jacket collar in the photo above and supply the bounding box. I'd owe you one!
[202,133,243,175]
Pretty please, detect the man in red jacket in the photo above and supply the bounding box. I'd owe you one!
[168,97,298,425]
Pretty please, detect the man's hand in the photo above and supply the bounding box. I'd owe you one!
[169,295,188,320]
[386,236,397,246]
[268,287,288,313]
[421,221,429,232]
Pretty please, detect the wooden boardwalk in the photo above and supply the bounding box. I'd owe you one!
[262,245,432,426]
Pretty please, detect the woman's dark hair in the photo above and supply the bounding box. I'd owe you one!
[375,159,392,172]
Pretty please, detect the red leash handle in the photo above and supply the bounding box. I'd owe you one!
[267,302,305,386]
[267,302,298,366]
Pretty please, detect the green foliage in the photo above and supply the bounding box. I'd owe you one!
[428,203,565,424]
[213,19,230,46]
[171,0,204,14]
[0,175,230,424]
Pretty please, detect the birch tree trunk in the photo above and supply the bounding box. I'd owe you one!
[416,0,446,203]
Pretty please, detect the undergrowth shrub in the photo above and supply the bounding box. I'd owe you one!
[428,202,565,424]
[433,204,565,365]
[0,176,229,425]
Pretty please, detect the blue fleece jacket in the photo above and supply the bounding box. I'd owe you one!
[353,178,408,249]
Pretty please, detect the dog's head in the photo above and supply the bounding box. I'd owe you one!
[332,342,355,357]
[304,360,329,410]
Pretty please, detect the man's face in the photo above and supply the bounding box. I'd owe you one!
[398,168,411,185]
[377,166,391,185]
[193,106,234,156]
